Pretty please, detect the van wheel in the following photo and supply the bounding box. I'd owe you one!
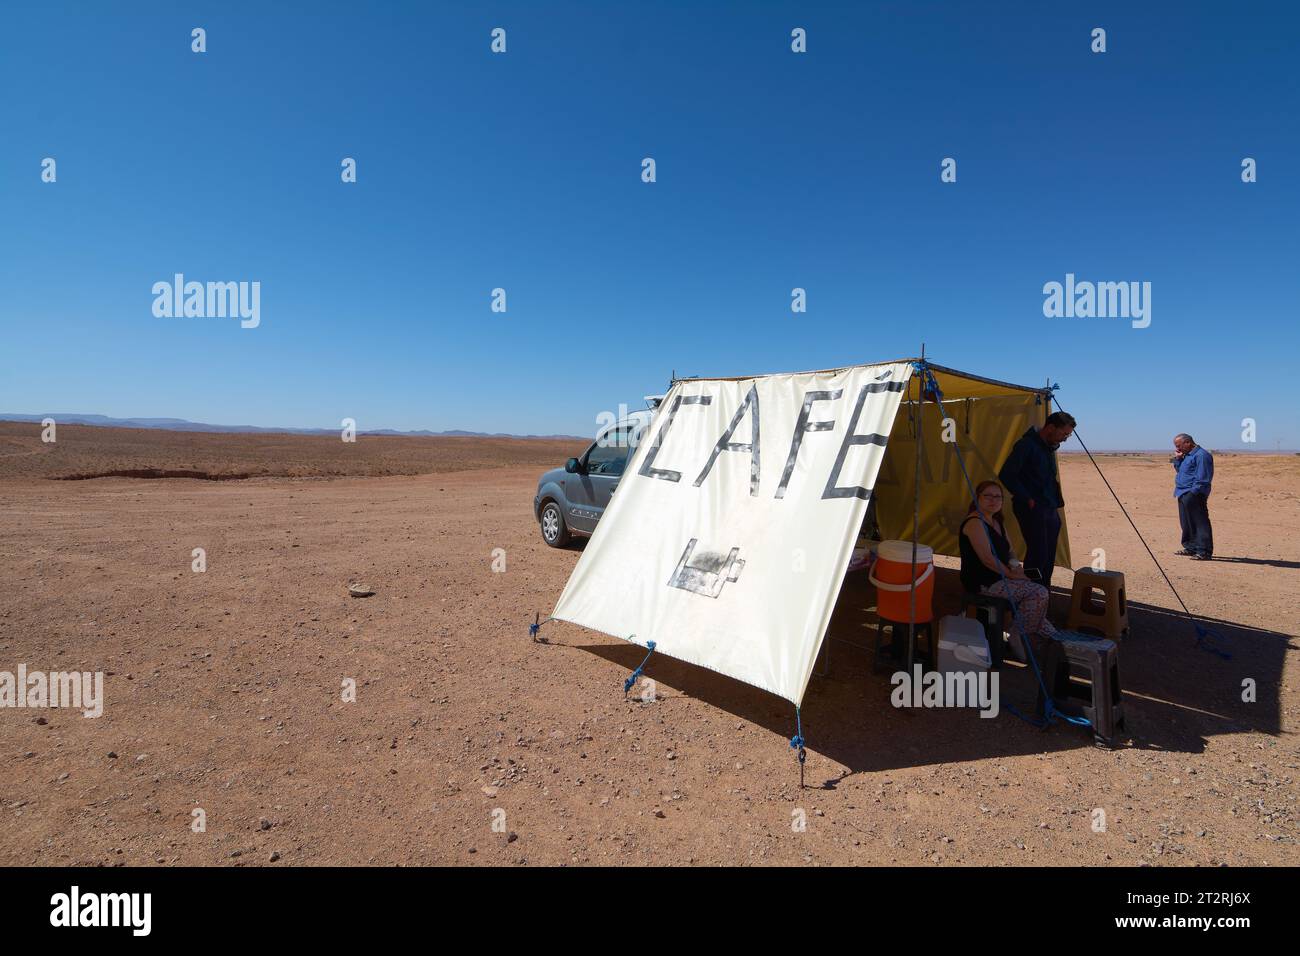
[540,501,570,548]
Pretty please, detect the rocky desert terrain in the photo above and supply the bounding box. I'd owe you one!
[0,423,1295,866]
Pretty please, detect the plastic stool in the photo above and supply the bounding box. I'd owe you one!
[875,617,937,672]
[1037,631,1126,748]
[1065,569,1129,640]
[962,591,1012,669]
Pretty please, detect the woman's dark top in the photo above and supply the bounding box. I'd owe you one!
[959,513,1011,592]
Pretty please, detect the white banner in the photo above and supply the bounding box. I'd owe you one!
[552,362,912,705]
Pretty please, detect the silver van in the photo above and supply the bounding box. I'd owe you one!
[534,401,661,547]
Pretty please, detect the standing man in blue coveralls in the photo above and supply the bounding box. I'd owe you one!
[1172,433,1214,560]
[998,411,1076,589]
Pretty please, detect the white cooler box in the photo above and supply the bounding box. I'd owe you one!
[937,615,992,673]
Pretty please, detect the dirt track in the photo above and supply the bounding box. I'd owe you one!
[0,445,1296,866]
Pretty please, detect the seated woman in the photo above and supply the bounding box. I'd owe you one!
[959,479,1057,647]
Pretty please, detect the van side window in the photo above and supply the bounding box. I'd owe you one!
[586,426,632,476]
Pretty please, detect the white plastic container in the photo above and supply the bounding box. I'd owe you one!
[937,615,992,673]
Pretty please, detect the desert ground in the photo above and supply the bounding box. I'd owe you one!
[0,423,1296,866]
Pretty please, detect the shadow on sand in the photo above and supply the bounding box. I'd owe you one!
[572,566,1292,783]
[1204,555,1300,570]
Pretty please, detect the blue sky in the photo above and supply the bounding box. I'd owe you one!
[2,1,1297,448]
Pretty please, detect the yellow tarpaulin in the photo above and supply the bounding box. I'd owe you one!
[873,364,1072,566]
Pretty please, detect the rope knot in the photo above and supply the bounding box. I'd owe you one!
[911,360,944,402]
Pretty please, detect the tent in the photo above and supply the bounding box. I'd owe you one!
[550,357,1070,709]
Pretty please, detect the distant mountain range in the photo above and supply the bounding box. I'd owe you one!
[0,413,584,441]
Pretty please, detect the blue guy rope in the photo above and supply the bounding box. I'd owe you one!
[790,706,806,788]
[1046,393,1232,660]
[911,361,1089,731]
[623,640,656,697]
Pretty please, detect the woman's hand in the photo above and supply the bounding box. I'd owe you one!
[1006,564,1028,581]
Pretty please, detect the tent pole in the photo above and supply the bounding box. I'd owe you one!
[908,346,924,673]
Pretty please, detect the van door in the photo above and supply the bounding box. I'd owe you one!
[567,425,633,533]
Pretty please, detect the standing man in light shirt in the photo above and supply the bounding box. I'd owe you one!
[1172,433,1214,560]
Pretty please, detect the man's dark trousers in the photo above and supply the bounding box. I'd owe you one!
[1012,499,1061,589]
[1178,491,1214,557]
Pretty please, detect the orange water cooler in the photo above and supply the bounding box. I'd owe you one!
[868,539,935,623]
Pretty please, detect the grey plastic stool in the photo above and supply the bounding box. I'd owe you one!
[1037,631,1126,748]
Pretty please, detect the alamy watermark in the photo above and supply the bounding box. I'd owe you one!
[50,886,150,936]
[1043,273,1150,328]
[595,404,649,448]
[152,274,260,328]
[891,665,999,718]
[1,665,104,718]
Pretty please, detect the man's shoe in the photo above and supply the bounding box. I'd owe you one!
[1192,553,1213,561]
[1174,549,1194,556]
